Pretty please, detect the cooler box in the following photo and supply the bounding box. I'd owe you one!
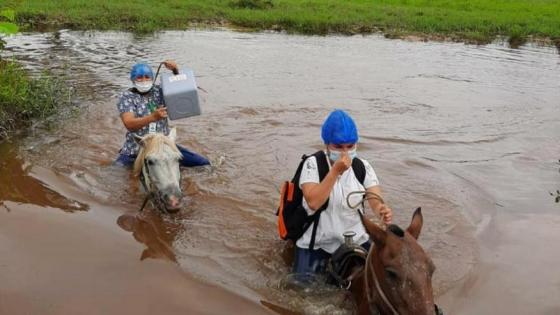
[160,68,201,120]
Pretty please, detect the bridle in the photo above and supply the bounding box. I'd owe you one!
[364,249,443,315]
[138,157,170,213]
[346,191,443,315]
[347,191,400,315]
[364,243,400,315]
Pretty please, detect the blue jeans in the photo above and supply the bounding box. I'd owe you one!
[114,144,210,167]
[292,241,371,283]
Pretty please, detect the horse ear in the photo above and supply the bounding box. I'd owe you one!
[363,217,387,246]
[168,127,177,141]
[406,207,423,240]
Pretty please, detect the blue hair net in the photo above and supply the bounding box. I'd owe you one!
[321,109,359,144]
[129,63,154,81]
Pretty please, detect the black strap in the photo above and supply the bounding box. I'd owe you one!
[308,213,321,250]
[352,158,366,186]
[309,150,330,212]
[140,159,151,191]
[139,193,152,212]
[313,151,329,177]
[291,153,311,183]
[306,151,329,250]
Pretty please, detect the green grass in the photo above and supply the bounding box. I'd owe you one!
[0,60,74,138]
[3,0,560,45]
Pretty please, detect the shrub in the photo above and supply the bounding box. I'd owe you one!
[0,61,74,138]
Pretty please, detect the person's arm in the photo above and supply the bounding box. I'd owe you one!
[366,185,392,224]
[120,107,167,132]
[301,152,352,211]
[301,170,338,211]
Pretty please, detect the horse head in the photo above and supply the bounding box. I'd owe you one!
[354,208,437,315]
[133,128,184,213]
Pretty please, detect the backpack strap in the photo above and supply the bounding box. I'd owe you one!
[351,158,366,186]
[307,150,330,250]
[312,150,330,187]
[290,153,311,183]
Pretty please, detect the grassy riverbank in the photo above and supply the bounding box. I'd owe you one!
[0,60,74,138]
[4,0,560,46]
[0,9,75,139]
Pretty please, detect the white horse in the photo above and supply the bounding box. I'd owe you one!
[133,128,184,213]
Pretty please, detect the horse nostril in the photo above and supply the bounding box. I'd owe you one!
[166,194,182,209]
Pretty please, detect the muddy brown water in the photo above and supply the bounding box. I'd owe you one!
[1,30,559,315]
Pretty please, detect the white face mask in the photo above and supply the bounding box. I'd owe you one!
[348,148,357,160]
[134,80,153,93]
[329,150,342,162]
[329,147,357,161]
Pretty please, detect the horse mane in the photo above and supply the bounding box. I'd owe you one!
[387,224,405,238]
[133,133,182,177]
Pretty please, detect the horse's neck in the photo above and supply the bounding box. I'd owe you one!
[353,253,394,315]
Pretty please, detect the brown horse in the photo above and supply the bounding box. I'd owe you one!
[348,208,439,315]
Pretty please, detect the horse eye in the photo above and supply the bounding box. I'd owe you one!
[385,268,399,281]
[147,159,155,165]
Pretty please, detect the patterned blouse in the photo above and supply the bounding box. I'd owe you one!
[117,85,169,156]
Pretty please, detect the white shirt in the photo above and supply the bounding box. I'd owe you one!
[296,153,380,253]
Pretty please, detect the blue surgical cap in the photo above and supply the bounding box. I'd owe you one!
[130,63,154,81]
[321,109,359,144]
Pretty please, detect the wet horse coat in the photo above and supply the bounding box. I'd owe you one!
[348,208,438,315]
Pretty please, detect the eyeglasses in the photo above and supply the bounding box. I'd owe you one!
[134,75,152,80]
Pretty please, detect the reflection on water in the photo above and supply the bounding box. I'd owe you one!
[117,211,179,262]
[0,140,88,212]
[2,30,560,314]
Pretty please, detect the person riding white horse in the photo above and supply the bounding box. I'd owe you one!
[115,60,210,168]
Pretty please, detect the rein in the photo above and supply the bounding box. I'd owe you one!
[138,192,152,212]
[138,157,166,213]
[364,244,400,315]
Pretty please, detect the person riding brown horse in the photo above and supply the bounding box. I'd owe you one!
[291,109,393,282]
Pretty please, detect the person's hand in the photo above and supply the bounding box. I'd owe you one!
[163,59,178,73]
[152,107,168,121]
[379,204,392,224]
[332,151,352,175]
